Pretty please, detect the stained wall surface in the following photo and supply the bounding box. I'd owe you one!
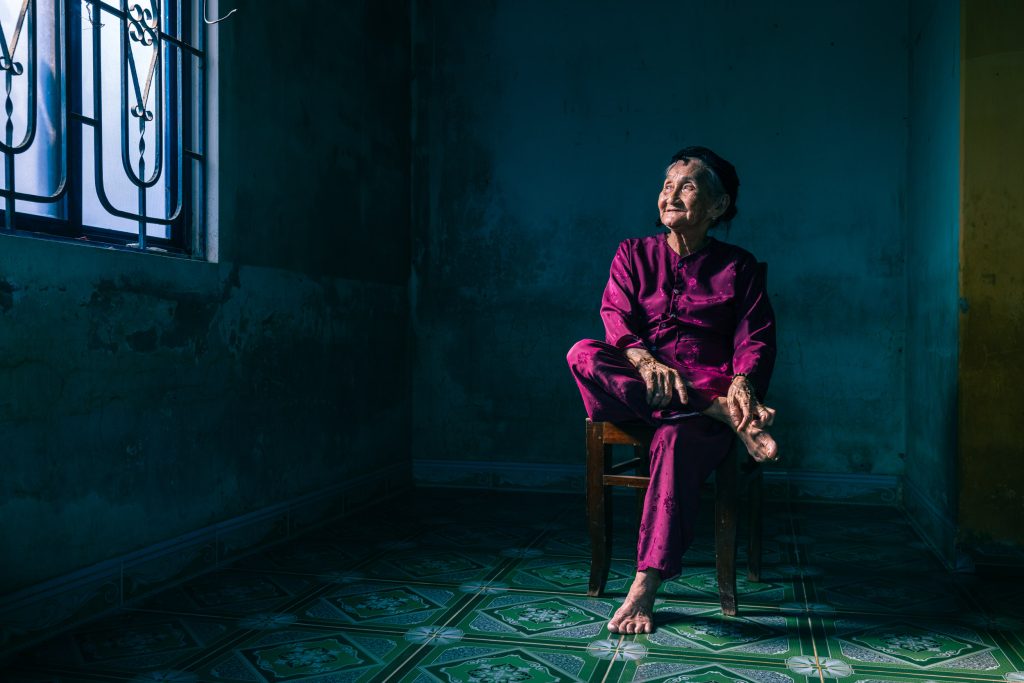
[0,0,411,594]
[959,0,1024,544]
[904,0,961,560]
[410,1,909,478]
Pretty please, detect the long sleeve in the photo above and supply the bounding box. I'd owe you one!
[732,259,777,399]
[600,241,647,350]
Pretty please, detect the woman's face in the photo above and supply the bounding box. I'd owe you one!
[658,159,726,232]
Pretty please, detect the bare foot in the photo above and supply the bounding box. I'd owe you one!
[735,425,778,462]
[703,397,779,462]
[608,569,661,634]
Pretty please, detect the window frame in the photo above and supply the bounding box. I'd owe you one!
[0,0,205,258]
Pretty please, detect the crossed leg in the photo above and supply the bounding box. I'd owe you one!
[567,339,779,634]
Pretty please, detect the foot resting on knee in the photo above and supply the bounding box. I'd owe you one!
[704,398,779,462]
[608,569,661,634]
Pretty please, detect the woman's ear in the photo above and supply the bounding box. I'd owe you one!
[712,194,730,221]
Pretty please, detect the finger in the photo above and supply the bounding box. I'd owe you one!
[738,399,751,432]
[655,372,670,408]
[756,405,775,427]
[673,373,688,405]
[728,396,742,427]
[645,374,655,405]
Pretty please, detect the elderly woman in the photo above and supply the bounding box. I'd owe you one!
[566,146,778,634]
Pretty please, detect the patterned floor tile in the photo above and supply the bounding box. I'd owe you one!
[298,581,469,628]
[13,611,239,676]
[659,567,799,607]
[196,626,412,682]
[138,569,317,616]
[396,639,605,682]
[505,556,635,594]
[455,591,618,644]
[4,490,1022,683]
[610,655,825,682]
[233,537,369,574]
[636,602,815,664]
[361,548,503,584]
[815,614,1024,679]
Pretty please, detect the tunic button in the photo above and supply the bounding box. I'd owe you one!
[673,286,683,294]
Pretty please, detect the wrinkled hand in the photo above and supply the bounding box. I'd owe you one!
[636,358,688,409]
[727,375,774,431]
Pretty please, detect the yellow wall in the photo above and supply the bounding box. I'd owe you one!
[959,0,1024,543]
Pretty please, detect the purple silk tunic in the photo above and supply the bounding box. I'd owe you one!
[600,233,776,410]
[567,232,776,580]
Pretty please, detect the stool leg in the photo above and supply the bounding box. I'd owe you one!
[587,423,613,597]
[747,471,763,583]
[715,444,739,616]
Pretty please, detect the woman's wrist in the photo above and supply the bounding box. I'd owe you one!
[625,348,656,368]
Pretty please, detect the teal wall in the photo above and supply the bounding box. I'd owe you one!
[410,1,909,476]
[0,0,411,594]
[904,0,960,560]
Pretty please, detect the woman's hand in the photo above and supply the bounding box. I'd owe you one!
[627,353,688,409]
[727,375,774,431]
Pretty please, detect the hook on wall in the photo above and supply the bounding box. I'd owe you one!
[203,0,238,25]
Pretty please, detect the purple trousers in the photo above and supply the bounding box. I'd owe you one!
[566,339,733,581]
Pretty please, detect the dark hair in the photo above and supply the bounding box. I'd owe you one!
[669,146,740,226]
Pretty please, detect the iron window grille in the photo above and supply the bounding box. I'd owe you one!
[0,0,205,257]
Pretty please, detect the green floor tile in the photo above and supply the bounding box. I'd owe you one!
[636,602,816,664]
[815,614,1024,679]
[5,490,1024,683]
[396,639,606,682]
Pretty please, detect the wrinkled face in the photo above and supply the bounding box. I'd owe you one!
[658,159,726,231]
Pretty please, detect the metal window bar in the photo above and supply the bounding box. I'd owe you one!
[0,0,205,256]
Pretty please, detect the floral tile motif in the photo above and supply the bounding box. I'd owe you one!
[612,657,813,683]
[659,568,794,605]
[460,593,613,642]
[537,525,640,559]
[207,629,404,682]
[363,549,495,583]
[820,616,1019,677]
[303,583,461,626]
[404,642,602,683]
[639,603,810,660]
[507,558,632,592]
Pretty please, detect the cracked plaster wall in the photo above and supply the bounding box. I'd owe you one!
[0,0,411,594]
[410,0,909,477]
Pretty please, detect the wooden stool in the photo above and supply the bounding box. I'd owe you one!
[585,418,763,616]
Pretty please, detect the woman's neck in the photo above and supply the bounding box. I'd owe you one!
[667,228,711,256]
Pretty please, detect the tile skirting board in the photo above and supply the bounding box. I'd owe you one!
[412,459,901,506]
[901,476,959,569]
[0,463,412,662]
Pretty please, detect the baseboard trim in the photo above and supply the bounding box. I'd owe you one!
[0,462,412,662]
[412,458,901,505]
[902,477,959,569]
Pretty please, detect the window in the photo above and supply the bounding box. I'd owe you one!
[0,0,206,256]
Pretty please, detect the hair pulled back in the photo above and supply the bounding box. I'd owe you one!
[669,146,740,226]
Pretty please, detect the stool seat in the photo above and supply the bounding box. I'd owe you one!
[585,418,763,616]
